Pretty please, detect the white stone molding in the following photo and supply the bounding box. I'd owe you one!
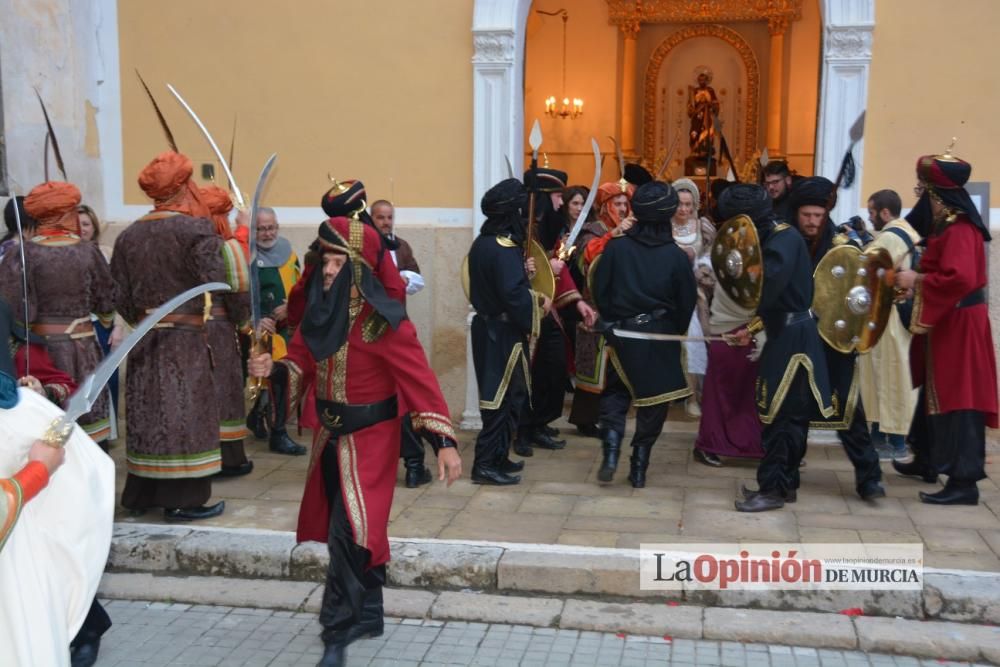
[459,310,483,431]
[816,0,875,221]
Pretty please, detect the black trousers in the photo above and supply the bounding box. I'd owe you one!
[836,397,882,491]
[399,414,424,463]
[520,316,566,432]
[598,365,631,437]
[319,443,383,645]
[475,361,528,468]
[631,402,671,450]
[907,388,986,483]
[757,367,812,496]
[71,598,112,647]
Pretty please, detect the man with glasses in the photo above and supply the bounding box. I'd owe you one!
[762,160,794,223]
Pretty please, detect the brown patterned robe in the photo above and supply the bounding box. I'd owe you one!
[207,292,251,446]
[111,213,225,507]
[0,238,116,438]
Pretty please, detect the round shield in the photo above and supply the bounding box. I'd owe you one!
[711,214,763,310]
[461,239,555,303]
[812,244,895,354]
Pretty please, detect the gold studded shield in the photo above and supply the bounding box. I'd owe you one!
[812,244,895,354]
[711,214,764,310]
[461,239,555,303]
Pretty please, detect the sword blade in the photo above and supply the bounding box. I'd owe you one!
[655,132,682,181]
[10,193,29,375]
[611,328,728,343]
[60,282,231,428]
[563,138,602,250]
[166,84,246,209]
[247,154,279,330]
[504,155,515,179]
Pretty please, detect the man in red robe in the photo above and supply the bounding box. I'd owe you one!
[894,152,997,505]
[249,215,461,667]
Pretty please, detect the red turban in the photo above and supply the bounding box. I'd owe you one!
[138,151,209,218]
[24,181,82,236]
[596,181,634,229]
[199,185,235,239]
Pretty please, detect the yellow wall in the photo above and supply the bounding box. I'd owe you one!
[863,0,998,212]
[117,1,473,208]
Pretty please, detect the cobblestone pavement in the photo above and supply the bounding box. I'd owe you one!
[94,599,990,667]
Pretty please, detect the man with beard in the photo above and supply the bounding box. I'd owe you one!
[785,177,886,502]
[468,178,549,484]
[762,160,794,223]
[248,215,461,667]
[893,152,996,505]
[112,151,240,520]
[589,181,696,487]
[717,185,835,512]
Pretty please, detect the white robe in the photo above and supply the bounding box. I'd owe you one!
[0,389,115,667]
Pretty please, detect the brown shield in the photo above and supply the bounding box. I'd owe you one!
[710,214,763,310]
[813,244,895,354]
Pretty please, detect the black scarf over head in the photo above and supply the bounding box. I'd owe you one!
[299,222,407,361]
[716,183,779,243]
[626,181,679,246]
[907,189,989,242]
[788,176,836,260]
[480,178,528,244]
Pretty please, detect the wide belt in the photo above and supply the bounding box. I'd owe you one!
[149,312,206,331]
[316,395,398,436]
[476,311,510,323]
[207,304,229,320]
[785,310,815,326]
[31,316,95,340]
[956,288,986,309]
[618,308,670,328]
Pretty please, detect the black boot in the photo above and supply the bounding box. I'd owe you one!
[500,458,525,473]
[513,431,534,458]
[597,429,622,483]
[163,501,225,521]
[735,491,785,512]
[345,586,384,643]
[268,371,306,455]
[404,458,432,488]
[530,428,566,450]
[627,445,652,489]
[246,390,270,440]
[892,458,938,484]
[270,430,307,456]
[70,639,101,667]
[919,479,979,506]
[317,642,346,666]
[471,463,520,485]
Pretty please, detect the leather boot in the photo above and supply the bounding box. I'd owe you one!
[471,463,520,485]
[246,390,270,440]
[513,431,534,458]
[404,458,432,488]
[268,371,306,455]
[597,429,622,483]
[345,587,384,643]
[317,642,346,666]
[163,501,225,521]
[529,428,566,450]
[919,479,979,506]
[735,491,785,512]
[500,458,525,473]
[892,458,938,484]
[627,445,652,489]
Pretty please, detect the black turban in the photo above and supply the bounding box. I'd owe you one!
[480,178,528,242]
[321,179,367,218]
[716,184,773,223]
[788,176,835,215]
[624,163,653,187]
[525,167,567,193]
[631,181,678,224]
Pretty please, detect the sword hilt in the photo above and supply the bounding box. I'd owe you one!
[246,329,272,402]
[42,415,73,449]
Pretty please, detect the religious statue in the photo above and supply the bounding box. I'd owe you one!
[687,70,720,157]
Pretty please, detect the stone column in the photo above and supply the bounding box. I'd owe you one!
[816,0,874,222]
[766,18,788,156]
[620,23,640,158]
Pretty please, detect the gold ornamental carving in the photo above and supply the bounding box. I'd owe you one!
[606,0,802,27]
[642,24,760,170]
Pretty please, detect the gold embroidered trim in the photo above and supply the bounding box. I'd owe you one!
[554,289,581,310]
[411,411,457,440]
[361,312,389,343]
[925,333,940,415]
[479,343,526,410]
[758,353,836,425]
[910,278,929,334]
[608,347,692,407]
[496,235,518,248]
[808,363,860,429]
[529,290,543,338]
[338,434,368,549]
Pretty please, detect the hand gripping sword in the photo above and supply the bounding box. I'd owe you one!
[557,138,602,261]
[245,154,279,402]
[41,282,231,448]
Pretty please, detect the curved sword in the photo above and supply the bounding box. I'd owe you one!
[166,84,246,209]
[559,138,602,260]
[246,154,279,402]
[10,193,29,374]
[42,281,231,447]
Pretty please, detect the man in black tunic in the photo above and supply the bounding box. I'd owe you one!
[589,181,697,488]
[468,178,547,485]
[787,177,885,502]
[717,185,834,512]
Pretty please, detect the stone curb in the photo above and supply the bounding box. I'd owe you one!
[97,572,1000,664]
[107,523,1000,625]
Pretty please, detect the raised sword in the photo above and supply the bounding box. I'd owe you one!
[246,154,279,402]
[557,137,602,261]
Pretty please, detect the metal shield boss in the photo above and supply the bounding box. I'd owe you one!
[711,214,763,310]
[812,244,894,354]
[462,239,555,302]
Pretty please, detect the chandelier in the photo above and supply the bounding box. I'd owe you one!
[539,9,583,120]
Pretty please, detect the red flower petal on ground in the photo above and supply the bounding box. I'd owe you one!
[663,635,673,642]
[667,601,680,606]
[616,632,626,639]
[838,608,864,616]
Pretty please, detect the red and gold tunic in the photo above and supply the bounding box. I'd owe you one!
[910,217,998,426]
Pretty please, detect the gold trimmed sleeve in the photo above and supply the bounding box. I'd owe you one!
[553,289,581,310]
[410,411,457,442]
[909,274,930,335]
[528,290,543,338]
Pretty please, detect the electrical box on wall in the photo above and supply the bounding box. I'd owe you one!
[202,163,215,181]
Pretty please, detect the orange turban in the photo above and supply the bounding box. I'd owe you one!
[24,181,82,236]
[596,181,634,229]
[138,151,209,218]
[199,185,234,239]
